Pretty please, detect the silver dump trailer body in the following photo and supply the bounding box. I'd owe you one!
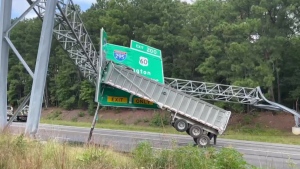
[101,62,231,146]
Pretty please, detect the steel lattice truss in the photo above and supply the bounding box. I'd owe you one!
[27,0,99,83]
[164,77,262,105]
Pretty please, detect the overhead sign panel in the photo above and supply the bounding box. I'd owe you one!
[96,38,165,109]
[104,43,164,83]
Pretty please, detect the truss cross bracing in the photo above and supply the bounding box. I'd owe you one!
[27,0,99,83]
[164,78,261,105]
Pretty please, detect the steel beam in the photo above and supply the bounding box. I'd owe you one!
[25,0,58,137]
[27,0,99,83]
[164,77,261,104]
[0,0,12,131]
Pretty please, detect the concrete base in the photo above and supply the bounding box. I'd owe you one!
[292,126,300,135]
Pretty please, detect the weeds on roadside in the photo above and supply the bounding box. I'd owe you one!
[0,133,132,169]
[132,141,256,169]
[0,133,295,169]
[150,112,170,127]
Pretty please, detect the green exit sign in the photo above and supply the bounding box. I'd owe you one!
[130,40,162,58]
[98,43,164,109]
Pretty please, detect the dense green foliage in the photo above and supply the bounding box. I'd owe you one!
[7,0,300,111]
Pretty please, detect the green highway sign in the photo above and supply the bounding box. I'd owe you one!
[130,40,162,58]
[104,43,164,83]
[98,85,158,109]
[98,43,164,109]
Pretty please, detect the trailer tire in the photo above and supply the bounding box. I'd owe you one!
[189,125,203,138]
[196,135,210,147]
[174,119,188,132]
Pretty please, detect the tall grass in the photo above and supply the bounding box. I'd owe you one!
[0,133,261,169]
[132,141,257,169]
[0,133,133,169]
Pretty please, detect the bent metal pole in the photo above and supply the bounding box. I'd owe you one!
[0,0,12,131]
[25,0,58,137]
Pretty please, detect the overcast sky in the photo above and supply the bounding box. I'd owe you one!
[11,0,193,19]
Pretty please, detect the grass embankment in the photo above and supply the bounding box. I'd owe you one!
[40,119,300,145]
[224,124,300,145]
[41,119,179,134]
[0,133,257,169]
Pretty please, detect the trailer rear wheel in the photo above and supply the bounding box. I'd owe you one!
[174,119,188,132]
[189,125,203,138]
[196,135,210,147]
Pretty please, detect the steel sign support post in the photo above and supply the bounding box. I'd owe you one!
[89,28,107,143]
[0,0,12,131]
[95,28,105,102]
[88,103,100,143]
[25,0,58,138]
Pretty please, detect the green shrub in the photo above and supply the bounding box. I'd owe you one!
[134,119,142,125]
[88,101,95,116]
[143,118,150,123]
[76,145,107,165]
[133,141,155,167]
[215,147,248,169]
[150,112,170,127]
[46,110,62,120]
[115,119,126,125]
[71,117,78,122]
[243,114,253,125]
[132,142,255,169]
[78,111,85,117]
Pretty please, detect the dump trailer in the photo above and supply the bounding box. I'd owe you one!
[101,62,231,146]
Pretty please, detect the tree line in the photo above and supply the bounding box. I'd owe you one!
[7,0,300,113]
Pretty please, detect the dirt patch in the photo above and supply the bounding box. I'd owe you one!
[41,107,169,125]
[228,111,295,131]
[41,107,295,132]
[254,112,294,131]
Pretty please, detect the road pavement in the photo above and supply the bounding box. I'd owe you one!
[8,123,300,169]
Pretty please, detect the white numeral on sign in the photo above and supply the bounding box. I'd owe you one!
[147,48,157,55]
[139,57,148,66]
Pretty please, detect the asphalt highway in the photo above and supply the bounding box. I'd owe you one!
[9,123,300,169]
